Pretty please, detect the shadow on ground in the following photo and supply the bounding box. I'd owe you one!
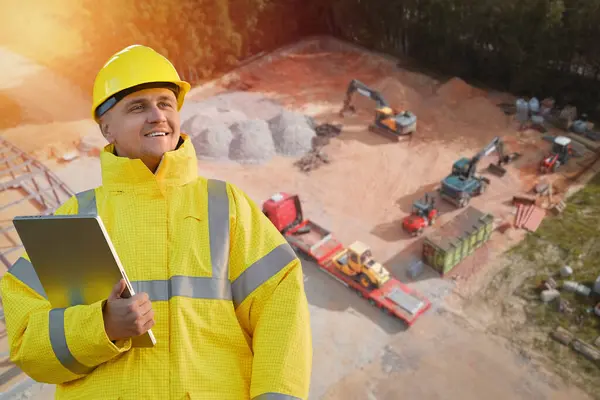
[301,257,408,335]
[370,183,460,244]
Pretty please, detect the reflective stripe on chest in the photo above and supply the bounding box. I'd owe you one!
[11,180,296,307]
[71,180,295,307]
[76,179,233,301]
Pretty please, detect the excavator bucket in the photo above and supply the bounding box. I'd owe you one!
[488,152,521,177]
[339,104,356,117]
[487,163,507,177]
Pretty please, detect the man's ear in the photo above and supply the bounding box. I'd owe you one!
[99,119,114,143]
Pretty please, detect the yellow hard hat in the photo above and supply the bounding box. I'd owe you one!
[91,45,191,121]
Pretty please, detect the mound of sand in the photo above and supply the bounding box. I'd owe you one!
[436,77,486,104]
[268,110,316,156]
[181,107,247,137]
[348,77,425,115]
[191,124,234,160]
[229,120,275,164]
[372,77,424,114]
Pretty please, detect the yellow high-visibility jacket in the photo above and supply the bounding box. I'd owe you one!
[0,134,312,400]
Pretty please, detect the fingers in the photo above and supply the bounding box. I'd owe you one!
[108,279,127,301]
[142,315,155,331]
[134,309,155,336]
[138,299,153,316]
[124,293,154,336]
[130,292,150,307]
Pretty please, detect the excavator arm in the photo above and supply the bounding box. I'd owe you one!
[340,79,389,115]
[465,136,501,179]
[464,136,521,178]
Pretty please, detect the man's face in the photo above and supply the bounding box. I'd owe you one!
[99,87,181,172]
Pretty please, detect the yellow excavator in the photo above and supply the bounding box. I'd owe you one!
[339,79,417,140]
[331,241,390,289]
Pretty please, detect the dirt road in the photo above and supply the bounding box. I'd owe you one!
[318,310,590,400]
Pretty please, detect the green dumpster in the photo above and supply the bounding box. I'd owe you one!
[422,206,493,276]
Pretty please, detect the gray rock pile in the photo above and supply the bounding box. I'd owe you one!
[229,120,275,164]
[179,91,324,164]
[191,124,233,160]
[268,110,316,156]
[182,107,246,137]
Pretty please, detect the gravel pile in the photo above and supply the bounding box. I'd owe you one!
[180,91,326,164]
[191,124,234,160]
[229,120,275,164]
[181,107,246,137]
[268,110,316,156]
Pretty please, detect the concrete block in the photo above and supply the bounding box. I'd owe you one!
[540,289,560,303]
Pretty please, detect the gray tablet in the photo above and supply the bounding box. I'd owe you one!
[12,214,156,348]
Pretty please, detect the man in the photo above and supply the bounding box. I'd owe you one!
[0,45,312,399]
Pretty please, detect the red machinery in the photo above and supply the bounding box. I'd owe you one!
[262,192,431,326]
[540,136,574,174]
[402,193,439,236]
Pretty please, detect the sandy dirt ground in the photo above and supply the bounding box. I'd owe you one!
[0,47,90,129]
[0,37,597,399]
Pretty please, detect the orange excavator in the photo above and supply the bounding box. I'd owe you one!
[339,79,417,140]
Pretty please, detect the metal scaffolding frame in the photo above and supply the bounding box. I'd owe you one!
[0,136,75,269]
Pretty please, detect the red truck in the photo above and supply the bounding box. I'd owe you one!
[262,192,432,326]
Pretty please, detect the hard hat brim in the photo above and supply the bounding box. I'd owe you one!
[93,80,190,121]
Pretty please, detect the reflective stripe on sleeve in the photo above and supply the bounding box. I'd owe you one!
[75,189,97,215]
[7,257,47,299]
[207,179,230,281]
[252,393,302,400]
[231,243,297,308]
[48,308,95,375]
[132,275,232,301]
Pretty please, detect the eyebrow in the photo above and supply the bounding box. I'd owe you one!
[123,95,176,108]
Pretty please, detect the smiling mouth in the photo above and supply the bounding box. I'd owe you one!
[145,132,170,137]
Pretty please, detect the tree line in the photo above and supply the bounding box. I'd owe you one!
[32,0,326,93]
[3,0,598,116]
[326,0,600,115]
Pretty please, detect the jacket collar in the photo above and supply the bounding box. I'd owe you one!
[100,133,198,191]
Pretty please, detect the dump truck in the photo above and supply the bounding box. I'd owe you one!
[262,192,431,326]
[422,206,494,276]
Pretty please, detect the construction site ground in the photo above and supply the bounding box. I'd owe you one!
[1,37,599,399]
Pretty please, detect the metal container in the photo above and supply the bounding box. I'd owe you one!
[422,206,494,276]
[516,98,529,122]
[529,97,540,114]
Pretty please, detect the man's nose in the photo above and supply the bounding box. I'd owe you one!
[147,104,167,123]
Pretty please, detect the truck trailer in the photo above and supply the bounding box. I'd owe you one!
[422,206,494,276]
[263,192,431,326]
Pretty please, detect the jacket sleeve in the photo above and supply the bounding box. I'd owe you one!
[227,184,312,400]
[0,195,132,385]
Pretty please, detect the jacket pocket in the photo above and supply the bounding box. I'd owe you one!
[178,214,211,275]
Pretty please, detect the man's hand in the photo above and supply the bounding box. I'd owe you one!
[102,279,155,341]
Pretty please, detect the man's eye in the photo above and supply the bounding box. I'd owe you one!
[129,105,143,112]
[159,102,173,108]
